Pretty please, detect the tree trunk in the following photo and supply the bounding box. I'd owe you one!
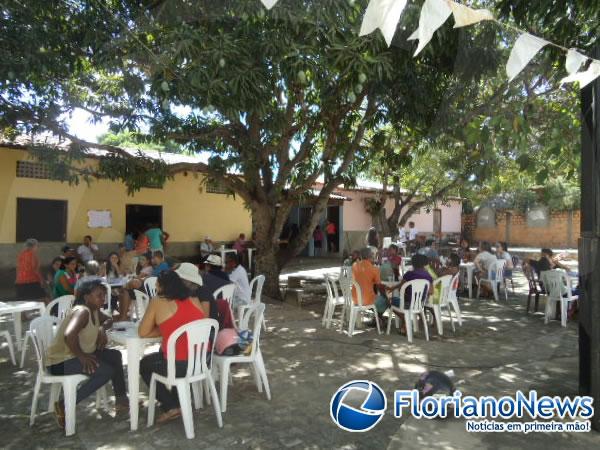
[253,205,284,300]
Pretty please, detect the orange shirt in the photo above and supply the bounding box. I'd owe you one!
[326,223,336,235]
[135,235,150,255]
[16,249,42,284]
[352,260,381,305]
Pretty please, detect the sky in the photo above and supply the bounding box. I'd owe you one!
[66,108,110,143]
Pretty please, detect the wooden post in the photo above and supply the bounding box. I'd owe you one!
[579,45,600,431]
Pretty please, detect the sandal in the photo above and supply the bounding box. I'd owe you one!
[54,401,65,429]
[156,408,182,424]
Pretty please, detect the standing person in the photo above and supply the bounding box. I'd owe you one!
[118,243,136,275]
[233,233,246,255]
[77,235,99,264]
[53,257,78,298]
[47,279,128,428]
[135,229,150,256]
[138,271,205,424]
[407,222,418,252]
[313,225,324,257]
[15,238,46,301]
[45,256,65,298]
[225,253,251,308]
[398,225,407,243]
[200,236,214,259]
[325,220,337,253]
[145,223,167,254]
[124,231,135,252]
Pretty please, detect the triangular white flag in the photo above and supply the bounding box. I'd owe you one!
[449,2,494,28]
[506,33,549,82]
[260,0,279,10]
[414,0,453,56]
[359,0,408,47]
[565,49,588,75]
[561,61,600,88]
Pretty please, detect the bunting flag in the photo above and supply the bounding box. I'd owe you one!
[449,2,494,28]
[506,33,549,82]
[561,61,600,88]
[413,0,453,56]
[565,49,588,75]
[359,0,408,47]
[260,0,279,10]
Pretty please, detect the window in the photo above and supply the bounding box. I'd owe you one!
[16,161,52,180]
[16,198,67,242]
[206,180,230,195]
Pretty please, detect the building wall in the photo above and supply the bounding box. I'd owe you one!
[471,210,580,249]
[339,188,462,233]
[0,147,252,273]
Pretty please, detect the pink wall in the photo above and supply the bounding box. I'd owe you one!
[339,188,462,233]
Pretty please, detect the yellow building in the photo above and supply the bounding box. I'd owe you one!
[0,144,252,278]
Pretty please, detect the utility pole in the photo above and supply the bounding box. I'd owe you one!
[579,45,600,431]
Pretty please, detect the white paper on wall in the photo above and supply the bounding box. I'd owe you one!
[413,0,453,56]
[359,0,408,47]
[449,1,494,28]
[565,49,588,75]
[561,60,600,88]
[506,33,549,82]
[87,210,112,228]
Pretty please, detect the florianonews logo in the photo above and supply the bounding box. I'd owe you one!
[330,380,387,432]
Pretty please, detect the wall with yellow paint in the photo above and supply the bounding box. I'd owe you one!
[0,147,252,245]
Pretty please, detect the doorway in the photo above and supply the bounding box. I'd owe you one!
[16,198,67,242]
[126,204,163,235]
[327,205,340,254]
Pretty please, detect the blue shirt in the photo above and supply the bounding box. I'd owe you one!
[152,261,169,277]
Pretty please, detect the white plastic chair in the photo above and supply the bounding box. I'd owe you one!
[400,257,412,277]
[212,303,270,413]
[430,275,454,336]
[20,295,75,368]
[144,277,158,298]
[382,237,392,249]
[347,280,381,337]
[446,272,463,327]
[542,270,578,327]
[337,271,353,332]
[476,259,507,302]
[102,282,112,314]
[1,330,16,365]
[322,275,345,329]
[238,275,267,331]
[213,284,237,310]
[29,316,108,436]
[147,318,222,439]
[386,279,430,343]
[132,289,150,320]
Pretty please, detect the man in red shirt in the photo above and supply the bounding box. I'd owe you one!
[325,220,337,253]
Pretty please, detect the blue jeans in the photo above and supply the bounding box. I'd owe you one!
[48,349,126,404]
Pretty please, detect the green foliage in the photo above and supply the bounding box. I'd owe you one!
[98,132,183,153]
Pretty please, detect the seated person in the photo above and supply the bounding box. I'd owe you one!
[386,244,403,280]
[352,247,385,307]
[529,248,569,277]
[74,260,105,295]
[47,279,127,428]
[474,241,497,277]
[457,238,473,262]
[200,236,214,259]
[425,253,460,305]
[53,256,78,298]
[225,253,252,308]
[387,254,433,310]
[495,242,514,278]
[233,233,246,255]
[118,243,137,275]
[151,250,170,277]
[343,250,361,267]
[139,271,205,424]
[417,239,439,260]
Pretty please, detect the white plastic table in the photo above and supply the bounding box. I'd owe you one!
[459,262,475,299]
[0,301,45,350]
[108,323,161,431]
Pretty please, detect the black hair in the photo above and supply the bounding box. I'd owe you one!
[425,239,434,246]
[61,256,77,270]
[389,244,398,252]
[106,252,120,277]
[74,279,107,305]
[541,248,553,256]
[62,245,73,254]
[84,235,92,241]
[448,253,460,267]
[226,252,239,265]
[153,250,164,259]
[157,270,188,300]
[499,242,508,252]
[480,241,492,253]
[412,254,429,269]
